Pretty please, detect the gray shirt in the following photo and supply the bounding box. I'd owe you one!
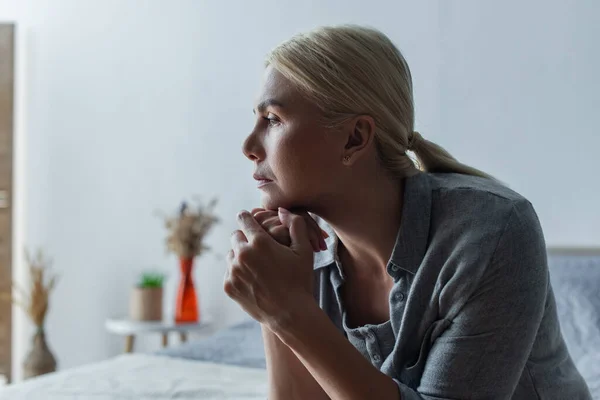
[313,172,591,399]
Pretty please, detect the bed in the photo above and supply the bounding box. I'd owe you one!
[1,248,599,399]
[546,248,600,398]
[0,354,267,399]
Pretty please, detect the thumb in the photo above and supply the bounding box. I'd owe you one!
[278,208,311,253]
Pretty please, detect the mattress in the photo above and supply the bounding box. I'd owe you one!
[0,353,268,400]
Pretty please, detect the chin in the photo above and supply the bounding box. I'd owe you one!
[260,192,299,212]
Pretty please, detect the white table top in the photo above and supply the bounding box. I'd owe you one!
[105,316,213,335]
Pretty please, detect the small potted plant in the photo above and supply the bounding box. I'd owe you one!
[129,272,165,321]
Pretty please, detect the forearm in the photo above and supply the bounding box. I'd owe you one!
[262,324,329,400]
[271,296,400,400]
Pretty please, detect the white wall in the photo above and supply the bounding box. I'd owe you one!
[1,0,598,381]
[436,0,600,245]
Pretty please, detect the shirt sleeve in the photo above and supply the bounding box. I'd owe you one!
[396,201,549,399]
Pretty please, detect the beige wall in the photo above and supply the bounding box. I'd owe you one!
[0,23,14,383]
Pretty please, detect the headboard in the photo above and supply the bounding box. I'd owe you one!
[547,246,600,257]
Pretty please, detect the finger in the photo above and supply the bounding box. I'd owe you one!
[224,250,254,298]
[279,208,312,254]
[224,264,251,299]
[237,210,268,242]
[301,217,325,251]
[230,230,248,253]
[253,210,279,225]
[224,250,234,279]
[223,251,238,297]
[305,225,321,252]
[264,216,282,227]
[312,228,326,252]
[226,249,252,278]
[269,225,292,247]
[229,261,253,285]
[251,207,265,216]
[306,217,328,249]
[279,210,321,251]
[295,210,328,249]
[256,213,308,249]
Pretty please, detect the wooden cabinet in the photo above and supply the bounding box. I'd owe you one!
[0,23,14,384]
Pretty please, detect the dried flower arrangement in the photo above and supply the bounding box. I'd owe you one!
[157,197,220,259]
[2,248,58,330]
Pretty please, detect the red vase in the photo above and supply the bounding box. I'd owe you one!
[175,256,199,323]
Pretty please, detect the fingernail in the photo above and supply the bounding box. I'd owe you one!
[321,229,329,239]
[311,238,318,252]
[278,207,290,215]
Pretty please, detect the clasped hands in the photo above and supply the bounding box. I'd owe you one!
[224,208,328,329]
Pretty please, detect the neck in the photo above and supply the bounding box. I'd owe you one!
[315,171,405,276]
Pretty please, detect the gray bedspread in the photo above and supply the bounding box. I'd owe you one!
[548,252,600,397]
[155,319,266,369]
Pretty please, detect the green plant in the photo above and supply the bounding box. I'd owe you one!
[137,272,165,289]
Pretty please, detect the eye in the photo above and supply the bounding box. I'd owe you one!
[263,114,280,127]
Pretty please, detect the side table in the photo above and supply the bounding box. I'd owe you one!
[105,316,214,353]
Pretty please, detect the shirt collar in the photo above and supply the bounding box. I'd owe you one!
[313,171,432,276]
[313,219,339,269]
[388,171,432,275]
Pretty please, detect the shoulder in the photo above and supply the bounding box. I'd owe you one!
[426,173,546,280]
[427,173,541,243]
[429,172,527,205]
[425,173,547,317]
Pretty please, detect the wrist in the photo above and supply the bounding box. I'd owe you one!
[268,291,318,338]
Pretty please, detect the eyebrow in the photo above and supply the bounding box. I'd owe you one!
[253,98,284,114]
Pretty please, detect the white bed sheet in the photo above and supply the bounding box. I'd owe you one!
[0,354,268,400]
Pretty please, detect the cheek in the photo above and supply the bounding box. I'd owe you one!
[275,137,337,198]
[273,134,323,176]
[261,131,338,209]
[269,135,296,169]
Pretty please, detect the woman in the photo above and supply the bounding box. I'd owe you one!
[224,25,591,399]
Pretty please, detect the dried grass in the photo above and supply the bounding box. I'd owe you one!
[156,197,219,259]
[1,248,58,328]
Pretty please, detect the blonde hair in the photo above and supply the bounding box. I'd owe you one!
[266,25,492,180]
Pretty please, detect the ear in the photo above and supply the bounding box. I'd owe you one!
[341,115,376,165]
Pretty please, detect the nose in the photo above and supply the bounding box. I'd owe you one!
[242,126,264,162]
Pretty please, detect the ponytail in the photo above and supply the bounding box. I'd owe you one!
[407,131,494,179]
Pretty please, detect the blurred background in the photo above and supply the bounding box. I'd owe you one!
[0,0,598,385]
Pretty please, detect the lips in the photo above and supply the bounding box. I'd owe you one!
[253,173,273,182]
[253,173,273,188]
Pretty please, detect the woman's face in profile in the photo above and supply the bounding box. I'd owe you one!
[243,66,345,211]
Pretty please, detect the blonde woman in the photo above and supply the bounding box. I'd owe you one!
[225,25,591,399]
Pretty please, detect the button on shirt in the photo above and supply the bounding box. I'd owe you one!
[312,172,592,399]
